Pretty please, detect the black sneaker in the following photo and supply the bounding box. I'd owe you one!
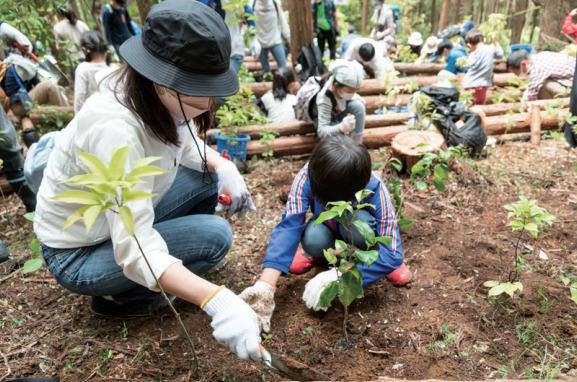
[20,129,40,148]
[90,294,176,318]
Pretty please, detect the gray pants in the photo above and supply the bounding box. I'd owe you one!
[0,107,24,183]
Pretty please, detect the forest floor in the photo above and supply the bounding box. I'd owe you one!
[1,137,577,382]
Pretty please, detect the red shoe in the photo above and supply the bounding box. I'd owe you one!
[289,249,324,274]
[386,263,412,287]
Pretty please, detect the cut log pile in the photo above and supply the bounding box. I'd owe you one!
[207,98,569,158]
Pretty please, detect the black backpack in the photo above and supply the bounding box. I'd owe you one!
[296,44,327,83]
[420,85,487,151]
[437,25,461,40]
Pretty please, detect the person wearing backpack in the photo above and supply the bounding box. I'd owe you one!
[102,0,135,62]
[238,135,412,333]
[370,0,396,40]
[252,0,290,74]
[312,0,339,60]
[257,67,298,123]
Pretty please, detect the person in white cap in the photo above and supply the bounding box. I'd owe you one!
[307,60,367,144]
[416,36,440,64]
[406,31,423,57]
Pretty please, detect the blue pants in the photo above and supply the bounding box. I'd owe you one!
[301,210,376,257]
[41,168,232,305]
[258,43,287,73]
[338,100,366,135]
[230,54,244,75]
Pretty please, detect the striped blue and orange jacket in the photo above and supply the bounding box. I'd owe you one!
[262,163,404,286]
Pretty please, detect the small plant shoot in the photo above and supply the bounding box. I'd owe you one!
[314,189,392,342]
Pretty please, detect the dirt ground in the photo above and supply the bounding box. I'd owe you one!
[1,137,577,382]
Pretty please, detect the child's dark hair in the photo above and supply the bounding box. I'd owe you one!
[272,67,295,101]
[309,135,372,207]
[80,31,111,65]
[465,29,484,45]
[436,39,453,57]
[359,43,375,62]
[56,4,78,26]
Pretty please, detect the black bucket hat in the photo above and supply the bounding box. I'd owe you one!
[119,0,238,97]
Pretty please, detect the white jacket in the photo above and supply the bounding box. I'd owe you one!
[252,0,290,48]
[344,38,394,79]
[34,76,218,291]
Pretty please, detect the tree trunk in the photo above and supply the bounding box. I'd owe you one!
[511,0,528,44]
[476,0,484,25]
[538,0,577,50]
[528,2,539,45]
[135,0,154,24]
[462,0,473,18]
[452,0,462,24]
[417,0,424,15]
[287,0,313,62]
[361,0,369,34]
[431,0,439,34]
[439,0,452,31]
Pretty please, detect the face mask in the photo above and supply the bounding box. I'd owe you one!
[339,88,356,100]
[155,84,212,120]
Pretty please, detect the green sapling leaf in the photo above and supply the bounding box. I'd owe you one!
[121,189,157,203]
[397,218,415,230]
[338,268,363,306]
[434,164,450,180]
[354,250,379,266]
[52,190,102,205]
[314,210,339,226]
[335,240,347,250]
[416,180,428,191]
[119,206,135,236]
[353,220,375,244]
[23,212,35,222]
[22,258,43,274]
[375,236,392,246]
[323,248,338,266]
[29,238,41,256]
[77,152,110,178]
[433,178,446,192]
[318,281,339,308]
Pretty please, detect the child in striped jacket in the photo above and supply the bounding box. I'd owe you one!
[239,135,411,333]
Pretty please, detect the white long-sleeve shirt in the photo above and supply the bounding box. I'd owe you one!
[73,62,117,114]
[223,0,246,57]
[53,19,90,62]
[34,77,218,291]
[344,37,395,79]
[252,0,290,48]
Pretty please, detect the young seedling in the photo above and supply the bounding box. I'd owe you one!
[51,145,201,379]
[22,212,43,274]
[215,87,267,138]
[484,197,556,300]
[258,125,280,157]
[410,145,460,193]
[314,189,392,343]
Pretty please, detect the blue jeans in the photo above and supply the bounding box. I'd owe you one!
[230,54,244,75]
[41,168,232,305]
[258,43,287,73]
[301,210,376,257]
[338,100,366,135]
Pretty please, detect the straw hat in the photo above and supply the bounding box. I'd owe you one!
[421,36,440,55]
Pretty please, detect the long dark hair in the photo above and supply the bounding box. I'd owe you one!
[56,4,78,26]
[80,31,111,65]
[309,135,371,207]
[272,67,295,101]
[111,65,214,147]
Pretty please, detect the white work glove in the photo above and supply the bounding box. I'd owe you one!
[249,38,261,59]
[203,288,261,361]
[302,268,341,311]
[339,115,356,134]
[239,281,276,333]
[215,161,256,219]
[0,22,32,54]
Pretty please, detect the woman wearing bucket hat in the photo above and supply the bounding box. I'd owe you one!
[415,36,440,64]
[311,60,367,143]
[34,0,261,361]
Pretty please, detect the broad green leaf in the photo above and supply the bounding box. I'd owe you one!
[29,238,41,256]
[61,206,90,232]
[66,173,108,186]
[69,347,83,354]
[89,183,119,197]
[354,250,379,266]
[121,189,157,203]
[397,218,415,230]
[433,178,446,192]
[356,203,376,210]
[109,146,133,179]
[119,206,134,236]
[23,212,35,222]
[391,161,403,172]
[126,165,168,180]
[416,181,428,191]
[558,277,570,286]
[570,285,577,305]
[488,283,507,297]
[375,236,392,246]
[353,220,375,244]
[323,248,338,266]
[483,280,500,287]
[52,190,102,205]
[77,152,110,178]
[22,258,43,274]
[524,223,539,238]
[434,164,450,180]
[355,189,373,202]
[314,210,339,225]
[335,240,347,250]
[318,281,339,308]
[133,156,163,168]
[338,268,364,306]
[82,205,104,233]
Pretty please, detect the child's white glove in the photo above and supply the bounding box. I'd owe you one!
[249,38,261,59]
[203,288,261,361]
[215,161,256,219]
[339,115,356,133]
[239,281,276,333]
[0,22,32,53]
[302,269,341,311]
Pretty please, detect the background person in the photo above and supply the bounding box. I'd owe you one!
[53,4,90,84]
[416,36,440,64]
[344,37,394,79]
[340,25,361,56]
[252,0,290,74]
[506,50,576,101]
[563,8,577,44]
[34,0,260,361]
[370,0,396,41]
[436,39,467,79]
[407,31,423,56]
[257,67,297,123]
[102,0,135,62]
[312,0,339,60]
[239,135,411,333]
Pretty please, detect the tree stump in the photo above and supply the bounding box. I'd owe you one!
[391,130,446,173]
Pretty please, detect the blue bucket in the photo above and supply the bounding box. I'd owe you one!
[214,132,251,161]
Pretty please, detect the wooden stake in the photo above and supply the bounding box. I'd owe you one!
[530,104,542,146]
